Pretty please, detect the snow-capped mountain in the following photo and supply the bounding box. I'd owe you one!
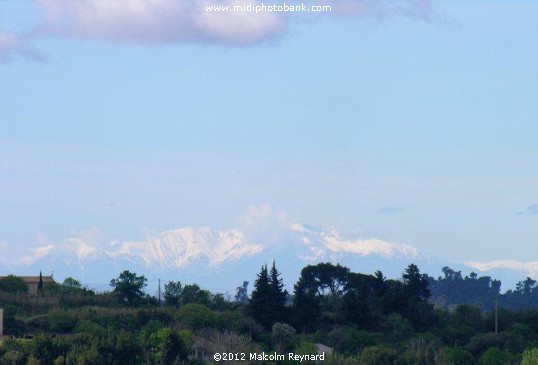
[1,206,527,293]
[3,219,439,292]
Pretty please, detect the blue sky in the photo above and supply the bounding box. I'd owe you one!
[1,0,538,272]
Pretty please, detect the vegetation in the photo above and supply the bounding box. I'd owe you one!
[110,270,148,306]
[2,262,538,364]
[0,275,29,293]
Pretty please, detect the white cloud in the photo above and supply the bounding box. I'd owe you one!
[240,205,423,260]
[466,260,538,279]
[31,0,437,46]
[36,0,286,45]
[0,0,438,62]
[18,244,55,265]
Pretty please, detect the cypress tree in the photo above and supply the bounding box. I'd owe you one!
[269,261,287,323]
[250,262,288,329]
[250,265,272,329]
[38,271,44,295]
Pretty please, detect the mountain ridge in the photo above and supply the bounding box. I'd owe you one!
[0,214,530,292]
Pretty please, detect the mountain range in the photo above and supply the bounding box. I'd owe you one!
[0,207,530,294]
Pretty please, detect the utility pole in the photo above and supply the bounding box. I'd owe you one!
[158,279,161,305]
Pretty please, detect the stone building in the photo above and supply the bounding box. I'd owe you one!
[0,275,55,295]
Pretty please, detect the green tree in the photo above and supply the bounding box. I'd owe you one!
[210,293,229,311]
[181,284,210,306]
[109,270,147,306]
[163,281,182,307]
[292,266,321,332]
[249,262,288,330]
[250,264,272,329]
[402,264,434,328]
[37,271,44,295]
[403,264,430,301]
[0,275,29,293]
[234,281,249,303]
[292,263,352,332]
[62,277,82,289]
[269,262,288,323]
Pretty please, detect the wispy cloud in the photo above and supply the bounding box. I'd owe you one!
[32,0,436,46]
[517,204,538,216]
[0,0,438,63]
[35,0,287,45]
[0,31,44,63]
[379,205,405,214]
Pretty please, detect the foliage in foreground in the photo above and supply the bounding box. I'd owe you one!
[2,263,538,364]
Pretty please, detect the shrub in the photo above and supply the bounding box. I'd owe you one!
[48,309,76,333]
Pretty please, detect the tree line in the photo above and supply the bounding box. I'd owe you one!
[3,263,538,364]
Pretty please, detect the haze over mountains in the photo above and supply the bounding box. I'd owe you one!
[0,205,529,293]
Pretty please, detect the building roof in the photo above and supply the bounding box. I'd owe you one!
[0,276,55,284]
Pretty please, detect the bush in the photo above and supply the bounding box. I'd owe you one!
[148,328,191,364]
[436,347,474,365]
[328,327,377,356]
[0,276,29,293]
[478,347,516,365]
[0,350,26,365]
[74,320,107,337]
[176,304,215,329]
[359,346,397,365]
[48,309,76,333]
[522,348,538,365]
[381,314,414,343]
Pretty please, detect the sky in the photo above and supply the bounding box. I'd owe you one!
[1,0,538,275]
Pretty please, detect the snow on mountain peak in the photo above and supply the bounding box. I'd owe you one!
[466,260,538,279]
[63,237,97,259]
[108,226,263,268]
[6,207,426,278]
[290,223,421,260]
